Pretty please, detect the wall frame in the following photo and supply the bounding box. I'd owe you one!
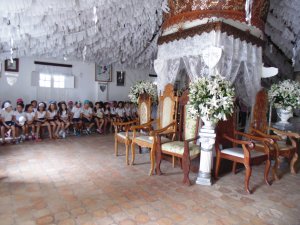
[5,58,19,72]
[95,65,112,82]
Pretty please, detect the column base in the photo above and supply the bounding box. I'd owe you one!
[196,172,212,186]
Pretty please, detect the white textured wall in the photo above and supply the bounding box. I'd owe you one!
[107,65,156,101]
[0,57,156,106]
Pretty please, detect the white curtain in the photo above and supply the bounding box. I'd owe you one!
[154,30,262,106]
[154,58,182,94]
[35,64,72,76]
[34,64,73,102]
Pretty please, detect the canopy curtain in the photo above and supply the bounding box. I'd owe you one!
[154,30,262,106]
[154,58,182,95]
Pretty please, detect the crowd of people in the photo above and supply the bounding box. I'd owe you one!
[0,98,138,144]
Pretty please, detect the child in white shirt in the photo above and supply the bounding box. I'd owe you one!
[1,102,16,144]
[82,100,95,134]
[25,104,36,140]
[14,103,26,141]
[71,101,83,136]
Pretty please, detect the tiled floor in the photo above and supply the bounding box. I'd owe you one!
[0,135,299,225]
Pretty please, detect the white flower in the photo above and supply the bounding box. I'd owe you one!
[268,80,300,109]
[188,75,235,123]
[128,80,158,104]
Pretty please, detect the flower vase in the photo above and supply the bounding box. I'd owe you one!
[201,117,217,130]
[276,108,293,124]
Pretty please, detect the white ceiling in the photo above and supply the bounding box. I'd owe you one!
[0,0,163,68]
[0,0,299,71]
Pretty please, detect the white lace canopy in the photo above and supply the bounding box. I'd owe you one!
[154,30,262,106]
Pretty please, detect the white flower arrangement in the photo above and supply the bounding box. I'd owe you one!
[188,75,235,123]
[128,80,158,104]
[268,79,300,110]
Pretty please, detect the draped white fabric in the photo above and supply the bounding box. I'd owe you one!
[154,58,181,94]
[154,30,262,106]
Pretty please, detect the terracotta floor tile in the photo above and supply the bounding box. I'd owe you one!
[0,135,299,225]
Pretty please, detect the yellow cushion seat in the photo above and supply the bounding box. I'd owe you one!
[134,135,170,144]
[161,141,200,156]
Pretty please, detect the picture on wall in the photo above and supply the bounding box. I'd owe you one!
[95,65,112,82]
[116,71,125,86]
[5,58,19,72]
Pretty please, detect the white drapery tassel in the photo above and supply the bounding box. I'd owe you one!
[93,6,98,33]
[161,0,170,13]
[82,45,87,62]
[245,0,253,25]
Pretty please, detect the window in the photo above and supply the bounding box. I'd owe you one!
[39,73,51,87]
[53,75,65,88]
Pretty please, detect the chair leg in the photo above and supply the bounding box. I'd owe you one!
[215,154,221,178]
[115,138,118,156]
[232,162,237,174]
[290,152,298,174]
[244,164,252,194]
[172,156,175,168]
[125,141,129,165]
[273,154,280,181]
[149,145,155,176]
[264,159,271,186]
[155,144,162,175]
[131,143,135,166]
[182,156,191,186]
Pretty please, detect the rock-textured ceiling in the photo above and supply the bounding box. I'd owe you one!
[0,0,299,71]
[0,0,163,68]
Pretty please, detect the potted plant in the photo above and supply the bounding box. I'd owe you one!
[268,80,300,124]
[188,75,235,128]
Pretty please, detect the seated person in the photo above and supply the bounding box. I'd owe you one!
[82,100,95,134]
[1,102,16,144]
[71,101,83,136]
[25,104,36,140]
[35,102,52,141]
[124,102,132,121]
[116,101,126,122]
[48,101,61,139]
[94,102,104,134]
[58,101,70,138]
[13,103,26,142]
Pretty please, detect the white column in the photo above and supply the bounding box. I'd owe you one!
[196,123,216,186]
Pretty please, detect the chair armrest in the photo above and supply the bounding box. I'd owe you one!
[113,119,138,127]
[184,136,200,144]
[251,128,282,141]
[223,134,254,149]
[130,120,155,131]
[234,130,274,145]
[149,122,176,136]
[267,126,300,139]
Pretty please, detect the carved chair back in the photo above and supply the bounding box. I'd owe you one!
[250,89,268,133]
[178,90,199,143]
[216,113,236,149]
[137,93,152,125]
[158,83,178,131]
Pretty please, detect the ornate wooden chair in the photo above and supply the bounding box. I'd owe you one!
[250,89,299,179]
[215,115,273,194]
[131,84,179,175]
[114,93,152,165]
[156,90,200,185]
